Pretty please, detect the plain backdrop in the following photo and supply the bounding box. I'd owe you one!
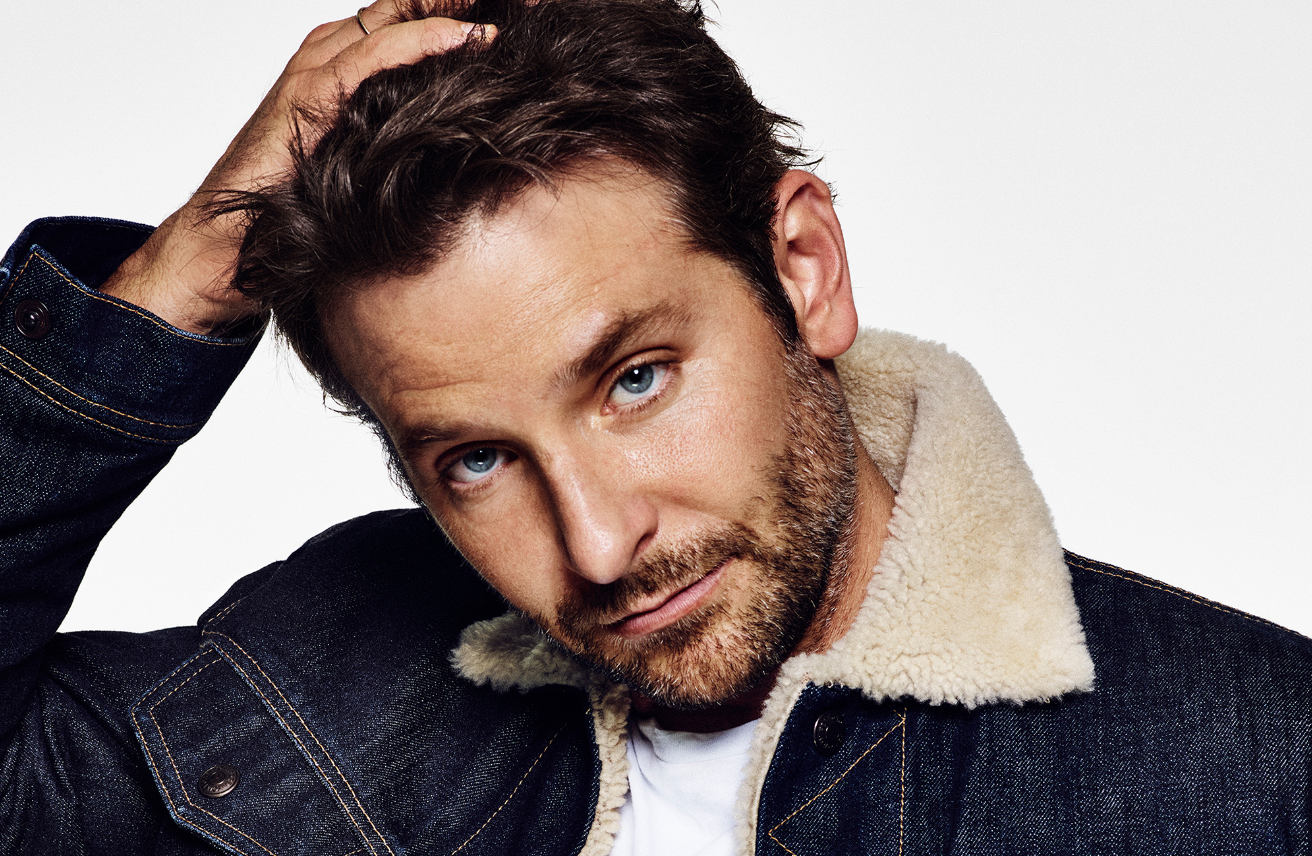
[2,1,1308,635]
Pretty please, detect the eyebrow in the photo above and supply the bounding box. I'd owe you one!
[551,299,694,392]
[393,299,696,461]
[394,419,484,461]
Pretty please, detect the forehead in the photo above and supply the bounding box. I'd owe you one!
[325,165,751,415]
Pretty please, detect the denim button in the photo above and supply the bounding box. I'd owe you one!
[14,299,51,340]
[812,709,846,756]
[198,764,240,798]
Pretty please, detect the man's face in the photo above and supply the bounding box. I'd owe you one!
[328,167,858,708]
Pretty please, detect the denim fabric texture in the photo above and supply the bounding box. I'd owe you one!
[2,220,1310,855]
[756,560,1312,854]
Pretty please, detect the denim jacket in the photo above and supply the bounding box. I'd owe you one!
[2,219,1310,856]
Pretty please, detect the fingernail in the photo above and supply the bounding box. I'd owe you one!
[460,22,497,39]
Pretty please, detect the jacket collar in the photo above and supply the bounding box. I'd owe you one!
[453,328,1095,707]
[453,329,1096,856]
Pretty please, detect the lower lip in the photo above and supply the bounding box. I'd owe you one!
[612,561,729,638]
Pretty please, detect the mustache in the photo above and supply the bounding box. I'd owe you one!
[557,524,762,628]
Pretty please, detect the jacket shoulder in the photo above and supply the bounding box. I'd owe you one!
[1067,551,1311,645]
[1066,551,1312,709]
[201,507,509,636]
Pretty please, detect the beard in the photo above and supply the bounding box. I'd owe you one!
[526,342,860,710]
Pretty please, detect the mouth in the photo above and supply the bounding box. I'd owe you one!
[608,559,731,638]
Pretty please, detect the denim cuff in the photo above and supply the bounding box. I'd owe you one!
[0,217,262,445]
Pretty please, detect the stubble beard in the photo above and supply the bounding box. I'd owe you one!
[531,343,860,710]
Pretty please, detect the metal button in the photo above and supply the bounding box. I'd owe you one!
[811,709,846,757]
[14,299,51,340]
[198,764,240,798]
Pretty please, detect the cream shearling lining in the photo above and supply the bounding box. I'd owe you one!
[450,329,1095,856]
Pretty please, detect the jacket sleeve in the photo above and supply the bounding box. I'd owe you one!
[0,217,261,740]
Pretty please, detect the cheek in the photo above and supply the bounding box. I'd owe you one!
[626,365,789,517]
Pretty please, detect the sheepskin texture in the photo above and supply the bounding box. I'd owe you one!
[451,328,1095,856]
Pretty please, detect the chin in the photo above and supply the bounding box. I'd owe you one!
[562,598,810,710]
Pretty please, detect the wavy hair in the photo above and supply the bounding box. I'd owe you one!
[222,0,813,494]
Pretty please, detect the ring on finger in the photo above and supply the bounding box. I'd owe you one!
[355,7,371,35]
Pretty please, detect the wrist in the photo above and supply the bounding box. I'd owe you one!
[98,208,257,336]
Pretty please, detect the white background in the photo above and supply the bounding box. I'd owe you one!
[2,1,1308,635]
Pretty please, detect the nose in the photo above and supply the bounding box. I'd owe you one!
[543,447,656,586]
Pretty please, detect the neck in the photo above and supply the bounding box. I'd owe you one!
[635,442,895,733]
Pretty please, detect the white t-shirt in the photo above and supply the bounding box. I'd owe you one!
[610,717,759,856]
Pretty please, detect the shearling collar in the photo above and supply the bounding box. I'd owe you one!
[450,328,1095,856]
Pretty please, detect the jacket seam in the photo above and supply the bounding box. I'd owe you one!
[449,724,566,855]
[206,641,380,856]
[0,252,25,303]
[765,709,907,855]
[204,596,246,628]
[0,360,175,443]
[137,644,224,697]
[23,250,248,346]
[137,653,268,856]
[152,655,222,707]
[0,340,201,428]
[899,709,906,856]
[206,630,395,856]
[1067,555,1287,632]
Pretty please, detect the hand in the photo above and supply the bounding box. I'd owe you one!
[100,2,494,335]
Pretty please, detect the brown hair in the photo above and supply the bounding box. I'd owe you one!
[224,0,812,491]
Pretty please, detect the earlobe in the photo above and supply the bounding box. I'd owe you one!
[772,170,859,360]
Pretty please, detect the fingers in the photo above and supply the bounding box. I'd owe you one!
[296,8,380,67]
[296,0,484,71]
[202,4,496,197]
[331,16,495,90]
[280,15,493,119]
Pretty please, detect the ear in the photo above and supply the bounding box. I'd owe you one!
[772,170,858,360]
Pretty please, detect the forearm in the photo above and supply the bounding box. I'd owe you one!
[0,218,260,736]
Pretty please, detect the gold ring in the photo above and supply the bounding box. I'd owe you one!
[355,8,371,35]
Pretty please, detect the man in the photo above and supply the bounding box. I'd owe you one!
[14,0,1309,637]
[1,2,1309,855]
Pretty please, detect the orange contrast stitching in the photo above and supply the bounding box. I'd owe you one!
[1067,556,1284,631]
[206,640,380,856]
[144,655,274,856]
[27,251,246,346]
[134,653,256,856]
[205,597,245,628]
[0,340,200,428]
[898,708,906,856]
[450,726,565,855]
[136,727,257,856]
[154,657,220,708]
[206,631,392,856]
[0,361,164,442]
[767,714,907,855]
[1,253,35,303]
[141,646,221,695]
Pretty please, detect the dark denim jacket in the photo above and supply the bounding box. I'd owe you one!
[2,219,1310,855]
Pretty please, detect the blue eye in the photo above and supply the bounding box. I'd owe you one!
[610,363,668,406]
[620,365,654,394]
[447,448,506,484]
